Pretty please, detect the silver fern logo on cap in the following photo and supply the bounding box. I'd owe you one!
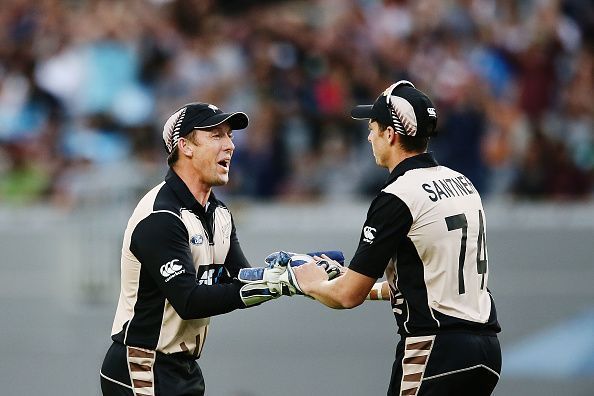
[388,95,418,136]
[162,107,187,154]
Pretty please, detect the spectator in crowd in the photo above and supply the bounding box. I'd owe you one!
[0,0,592,206]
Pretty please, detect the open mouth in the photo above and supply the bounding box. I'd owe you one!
[218,159,230,171]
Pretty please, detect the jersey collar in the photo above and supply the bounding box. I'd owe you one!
[384,152,439,187]
[165,168,217,214]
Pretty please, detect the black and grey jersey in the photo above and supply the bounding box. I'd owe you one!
[349,153,500,336]
[111,169,249,358]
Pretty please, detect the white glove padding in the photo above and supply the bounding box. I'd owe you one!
[270,251,344,296]
[264,250,345,269]
[238,251,345,305]
[237,266,287,307]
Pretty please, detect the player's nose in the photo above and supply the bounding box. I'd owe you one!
[223,135,235,151]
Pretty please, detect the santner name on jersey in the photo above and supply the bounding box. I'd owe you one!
[422,175,477,202]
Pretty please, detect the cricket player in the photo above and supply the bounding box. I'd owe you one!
[292,81,502,396]
[99,102,332,395]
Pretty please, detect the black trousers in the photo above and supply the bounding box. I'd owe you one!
[388,333,501,396]
[100,341,205,396]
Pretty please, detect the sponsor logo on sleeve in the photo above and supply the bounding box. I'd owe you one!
[363,226,377,244]
[160,259,185,282]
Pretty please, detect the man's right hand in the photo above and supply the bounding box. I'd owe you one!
[237,265,287,307]
[288,259,330,297]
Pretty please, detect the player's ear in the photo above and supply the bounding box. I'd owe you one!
[386,126,396,144]
[179,138,193,157]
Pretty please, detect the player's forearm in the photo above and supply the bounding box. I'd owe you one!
[176,281,245,319]
[306,276,366,309]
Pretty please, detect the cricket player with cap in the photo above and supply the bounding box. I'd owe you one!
[291,81,502,396]
[100,102,341,395]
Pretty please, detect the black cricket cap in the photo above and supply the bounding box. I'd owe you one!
[351,80,438,137]
[162,102,249,154]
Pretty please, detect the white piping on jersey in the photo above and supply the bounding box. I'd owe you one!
[422,364,500,381]
[123,295,137,345]
[124,319,130,344]
[100,371,133,389]
[429,306,441,328]
[396,270,414,334]
[394,268,413,334]
[153,209,183,221]
[403,299,411,334]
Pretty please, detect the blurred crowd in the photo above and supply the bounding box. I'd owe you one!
[0,0,592,207]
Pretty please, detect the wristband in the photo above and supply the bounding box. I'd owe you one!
[366,282,385,300]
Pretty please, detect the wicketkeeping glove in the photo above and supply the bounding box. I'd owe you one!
[237,264,287,307]
[266,250,345,296]
[237,250,344,306]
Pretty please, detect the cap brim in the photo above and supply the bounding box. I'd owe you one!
[351,105,375,120]
[195,112,249,130]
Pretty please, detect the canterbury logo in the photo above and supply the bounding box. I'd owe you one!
[363,226,376,243]
[427,107,437,117]
[160,259,183,277]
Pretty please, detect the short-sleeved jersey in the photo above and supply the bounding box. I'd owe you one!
[111,169,249,358]
[349,153,500,336]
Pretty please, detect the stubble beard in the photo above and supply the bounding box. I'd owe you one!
[212,169,229,186]
[372,147,383,168]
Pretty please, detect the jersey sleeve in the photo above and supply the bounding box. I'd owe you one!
[130,212,245,320]
[223,214,251,277]
[348,192,413,279]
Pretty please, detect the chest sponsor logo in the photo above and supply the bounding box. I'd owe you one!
[197,265,227,285]
[363,226,377,244]
[190,234,204,245]
[160,259,185,282]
